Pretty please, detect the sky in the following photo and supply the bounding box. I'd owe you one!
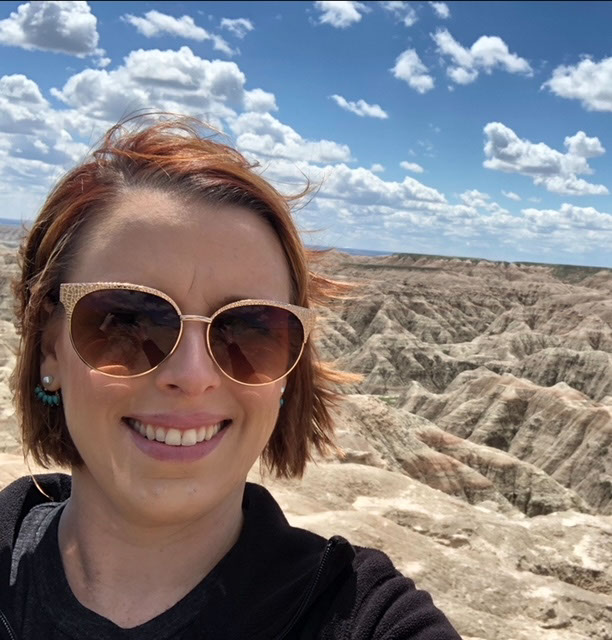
[1,1,612,267]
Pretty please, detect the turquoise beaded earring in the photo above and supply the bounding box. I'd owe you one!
[35,375,61,407]
[280,386,286,407]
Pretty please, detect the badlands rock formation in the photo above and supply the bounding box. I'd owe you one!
[1,237,611,639]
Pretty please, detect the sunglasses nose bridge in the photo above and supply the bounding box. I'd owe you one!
[180,314,213,324]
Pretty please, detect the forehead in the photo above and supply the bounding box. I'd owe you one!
[69,188,293,308]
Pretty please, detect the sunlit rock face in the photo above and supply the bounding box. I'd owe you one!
[1,238,611,639]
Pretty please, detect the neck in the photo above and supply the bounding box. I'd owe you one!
[58,469,244,628]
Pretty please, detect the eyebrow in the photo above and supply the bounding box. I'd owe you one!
[216,295,250,307]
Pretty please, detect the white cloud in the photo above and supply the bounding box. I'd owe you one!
[220,17,254,39]
[330,94,388,119]
[502,190,521,201]
[522,203,612,232]
[543,56,612,112]
[314,1,370,28]
[122,10,236,55]
[0,74,52,134]
[122,10,207,39]
[252,156,446,216]
[400,161,424,173]
[319,164,445,205]
[231,112,352,164]
[459,189,508,214]
[564,130,605,157]
[0,1,103,58]
[483,122,608,196]
[370,163,385,173]
[290,167,612,258]
[381,1,417,27]
[447,66,478,85]
[0,74,89,202]
[433,29,532,85]
[391,49,434,93]
[0,58,354,220]
[243,88,278,113]
[429,2,450,18]
[50,47,255,125]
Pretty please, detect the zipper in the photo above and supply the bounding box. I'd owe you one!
[0,610,16,640]
[275,536,341,640]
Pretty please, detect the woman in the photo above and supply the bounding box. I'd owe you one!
[0,116,462,639]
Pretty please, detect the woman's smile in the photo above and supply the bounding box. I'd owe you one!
[123,416,232,462]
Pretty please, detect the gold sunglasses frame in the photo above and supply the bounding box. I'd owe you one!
[59,282,317,386]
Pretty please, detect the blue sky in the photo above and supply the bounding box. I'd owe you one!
[1,1,612,266]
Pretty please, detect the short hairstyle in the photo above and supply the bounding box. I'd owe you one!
[11,115,354,478]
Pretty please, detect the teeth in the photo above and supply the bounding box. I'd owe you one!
[164,428,182,446]
[181,429,197,446]
[128,419,224,447]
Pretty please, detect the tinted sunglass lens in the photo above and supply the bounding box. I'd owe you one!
[71,289,181,376]
[209,306,304,384]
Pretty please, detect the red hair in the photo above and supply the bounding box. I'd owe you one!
[11,116,356,477]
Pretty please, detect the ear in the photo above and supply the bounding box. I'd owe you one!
[39,301,63,391]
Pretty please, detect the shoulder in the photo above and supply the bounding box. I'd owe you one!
[314,545,462,640]
[0,473,71,541]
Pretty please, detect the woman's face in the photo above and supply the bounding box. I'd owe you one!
[43,188,293,526]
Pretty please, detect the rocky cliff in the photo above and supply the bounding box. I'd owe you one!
[1,241,611,639]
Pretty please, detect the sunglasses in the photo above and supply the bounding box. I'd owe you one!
[59,282,316,386]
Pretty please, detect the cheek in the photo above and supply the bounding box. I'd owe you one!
[238,385,283,438]
[60,359,135,446]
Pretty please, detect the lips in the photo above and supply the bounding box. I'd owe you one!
[126,412,230,430]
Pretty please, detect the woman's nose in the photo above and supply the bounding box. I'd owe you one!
[154,322,222,395]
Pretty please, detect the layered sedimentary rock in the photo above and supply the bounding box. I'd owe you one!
[1,238,612,639]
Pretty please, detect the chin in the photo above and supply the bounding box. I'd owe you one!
[121,475,244,525]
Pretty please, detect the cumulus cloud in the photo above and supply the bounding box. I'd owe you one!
[543,56,612,112]
[0,57,350,218]
[330,94,388,119]
[400,161,424,173]
[291,168,612,257]
[50,47,279,127]
[502,190,521,201]
[391,49,434,93]
[522,203,612,230]
[231,112,352,164]
[220,17,254,39]
[460,189,508,214]
[0,73,90,204]
[0,74,50,134]
[0,1,103,58]
[370,163,385,173]
[381,1,417,27]
[319,164,446,205]
[433,29,532,85]
[429,2,450,18]
[243,88,278,113]
[122,10,236,56]
[314,1,370,28]
[483,122,608,196]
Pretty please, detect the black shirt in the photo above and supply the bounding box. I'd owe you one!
[10,502,210,639]
[1,475,463,640]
